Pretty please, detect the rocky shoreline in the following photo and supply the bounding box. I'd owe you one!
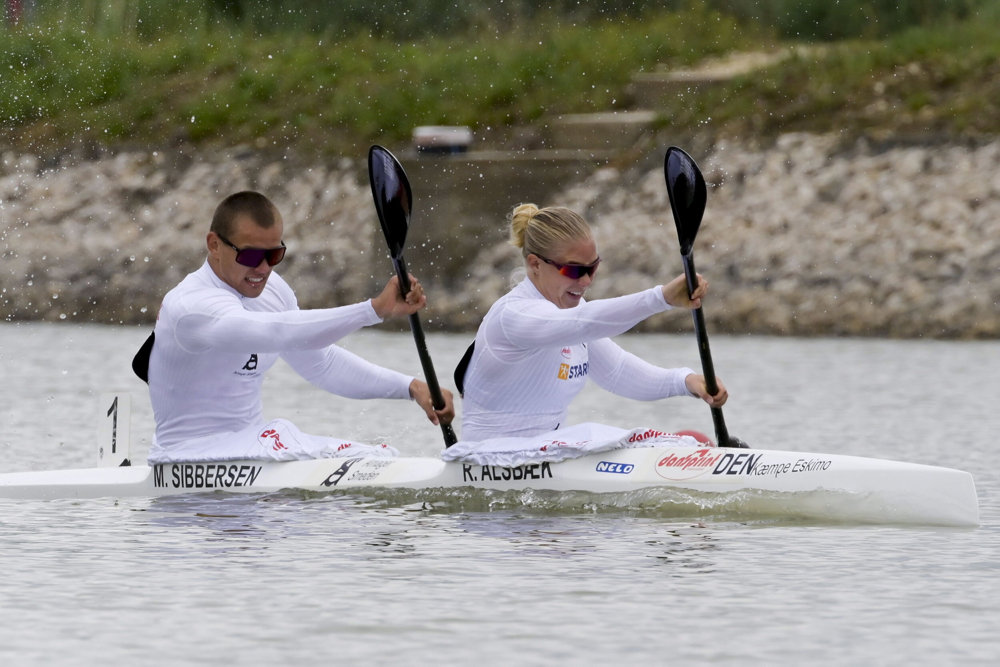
[2,133,997,338]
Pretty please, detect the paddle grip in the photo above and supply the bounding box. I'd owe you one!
[393,256,458,446]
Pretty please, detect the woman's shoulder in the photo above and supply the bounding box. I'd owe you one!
[487,280,551,317]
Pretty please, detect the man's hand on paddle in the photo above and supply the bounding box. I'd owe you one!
[371,274,426,318]
[409,379,456,426]
[685,373,729,408]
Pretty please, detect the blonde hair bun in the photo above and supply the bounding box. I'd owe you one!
[509,203,540,249]
[508,204,591,257]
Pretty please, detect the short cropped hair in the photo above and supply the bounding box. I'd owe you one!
[210,191,280,238]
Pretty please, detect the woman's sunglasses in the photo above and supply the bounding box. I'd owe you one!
[217,233,287,267]
[536,254,601,280]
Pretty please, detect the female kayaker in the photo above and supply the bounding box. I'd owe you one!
[456,203,727,442]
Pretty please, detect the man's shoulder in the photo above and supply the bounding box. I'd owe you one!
[160,266,297,317]
[160,266,234,317]
[163,267,217,297]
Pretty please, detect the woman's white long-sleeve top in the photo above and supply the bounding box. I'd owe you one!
[460,279,695,442]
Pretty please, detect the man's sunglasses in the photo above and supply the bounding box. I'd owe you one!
[536,254,601,280]
[217,233,287,267]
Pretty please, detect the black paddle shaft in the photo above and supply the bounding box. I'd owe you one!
[665,146,747,449]
[680,251,730,446]
[392,254,458,445]
[368,145,457,447]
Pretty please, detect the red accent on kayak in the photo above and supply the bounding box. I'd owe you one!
[672,429,715,446]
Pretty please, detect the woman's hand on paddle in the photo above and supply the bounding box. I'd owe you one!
[662,272,707,309]
[371,274,426,319]
[685,373,728,408]
[409,379,456,426]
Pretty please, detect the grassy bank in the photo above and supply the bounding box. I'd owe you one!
[2,1,999,160]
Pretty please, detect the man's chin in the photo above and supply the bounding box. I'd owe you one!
[240,277,268,297]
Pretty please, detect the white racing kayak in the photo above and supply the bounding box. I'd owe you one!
[0,396,979,526]
[0,444,979,526]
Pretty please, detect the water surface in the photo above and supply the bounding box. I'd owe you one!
[1,323,997,665]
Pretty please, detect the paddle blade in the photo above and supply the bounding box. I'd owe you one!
[368,145,413,259]
[664,146,707,256]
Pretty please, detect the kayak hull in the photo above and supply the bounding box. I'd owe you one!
[0,446,979,527]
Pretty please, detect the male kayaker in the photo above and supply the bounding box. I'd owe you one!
[139,190,454,463]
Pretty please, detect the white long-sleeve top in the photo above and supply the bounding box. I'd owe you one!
[460,279,696,442]
[147,262,413,460]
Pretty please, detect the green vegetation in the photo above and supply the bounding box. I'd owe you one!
[705,0,984,40]
[2,1,998,159]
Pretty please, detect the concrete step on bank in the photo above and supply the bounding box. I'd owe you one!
[626,70,730,109]
[542,110,659,151]
[398,148,615,281]
[541,50,793,149]
[627,49,795,109]
[414,52,790,158]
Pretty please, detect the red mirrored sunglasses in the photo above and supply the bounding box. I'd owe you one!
[536,254,601,279]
